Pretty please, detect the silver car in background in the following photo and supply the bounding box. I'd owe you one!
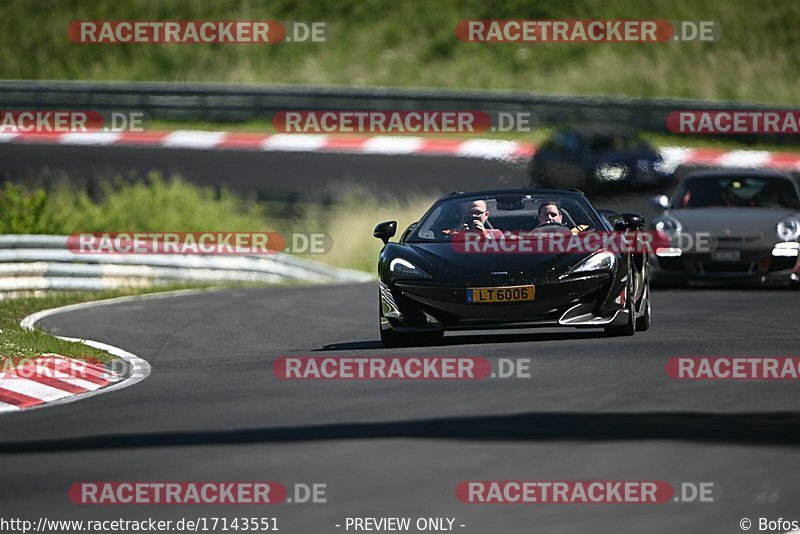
[649,170,800,287]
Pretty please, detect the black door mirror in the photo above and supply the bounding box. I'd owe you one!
[373,221,397,244]
[616,213,646,231]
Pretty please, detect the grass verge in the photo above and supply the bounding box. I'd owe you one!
[2,0,799,104]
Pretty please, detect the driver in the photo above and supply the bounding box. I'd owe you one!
[538,201,564,226]
[442,199,502,238]
[464,200,491,232]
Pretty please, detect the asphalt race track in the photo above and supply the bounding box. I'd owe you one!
[1,147,799,533]
[0,143,532,199]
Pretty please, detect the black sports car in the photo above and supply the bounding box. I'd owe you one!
[649,170,800,287]
[529,125,673,191]
[374,189,652,346]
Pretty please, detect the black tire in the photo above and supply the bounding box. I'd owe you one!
[605,271,636,337]
[379,293,444,347]
[635,279,651,331]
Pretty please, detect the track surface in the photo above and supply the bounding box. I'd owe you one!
[0,144,532,199]
[1,146,798,533]
[1,284,799,533]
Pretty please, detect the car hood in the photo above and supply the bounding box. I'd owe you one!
[666,208,797,236]
[407,241,591,285]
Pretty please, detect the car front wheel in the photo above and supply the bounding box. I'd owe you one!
[635,279,651,331]
[605,272,636,337]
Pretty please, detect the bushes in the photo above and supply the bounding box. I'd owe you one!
[0,175,268,234]
[0,176,435,272]
[0,182,58,234]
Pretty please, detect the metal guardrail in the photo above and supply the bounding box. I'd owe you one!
[0,80,796,141]
[0,235,372,296]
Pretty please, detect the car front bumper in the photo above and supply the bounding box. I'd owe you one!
[380,272,627,332]
[651,249,800,286]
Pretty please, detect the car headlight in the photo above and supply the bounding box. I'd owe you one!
[569,251,617,274]
[653,216,682,239]
[389,258,432,280]
[594,163,629,182]
[777,216,800,242]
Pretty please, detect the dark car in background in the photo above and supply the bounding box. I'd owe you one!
[529,125,674,191]
[373,189,651,346]
[649,170,800,287]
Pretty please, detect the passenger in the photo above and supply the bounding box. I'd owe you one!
[536,201,589,234]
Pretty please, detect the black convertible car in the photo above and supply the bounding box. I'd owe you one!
[374,189,652,346]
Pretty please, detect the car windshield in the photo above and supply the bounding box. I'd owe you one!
[408,193,603,242]
[672,176,800,209]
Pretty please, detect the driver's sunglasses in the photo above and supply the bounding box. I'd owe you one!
[470,210,486,216]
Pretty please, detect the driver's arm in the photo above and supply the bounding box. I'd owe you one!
[571,224,590,234]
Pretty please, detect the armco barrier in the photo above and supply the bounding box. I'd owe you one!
[0,235,372,296]
[1,80,798,142]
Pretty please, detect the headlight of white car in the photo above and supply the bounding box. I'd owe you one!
[389,258,432,280]
[777,216,800,242]
[569,251,617,274]
[653,216,682,239]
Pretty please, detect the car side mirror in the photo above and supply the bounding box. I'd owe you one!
[650,195,669,210]
[616,213,646,231]
[373,221,397,244]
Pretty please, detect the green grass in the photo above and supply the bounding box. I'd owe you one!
[0,175,269,234]
[282,186,436,272]
[1,0,799,104]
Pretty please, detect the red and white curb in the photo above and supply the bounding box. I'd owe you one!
[0,355,122,412]
[0,290,220,414]
[1,129,799,169]
[0,130,533,161]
